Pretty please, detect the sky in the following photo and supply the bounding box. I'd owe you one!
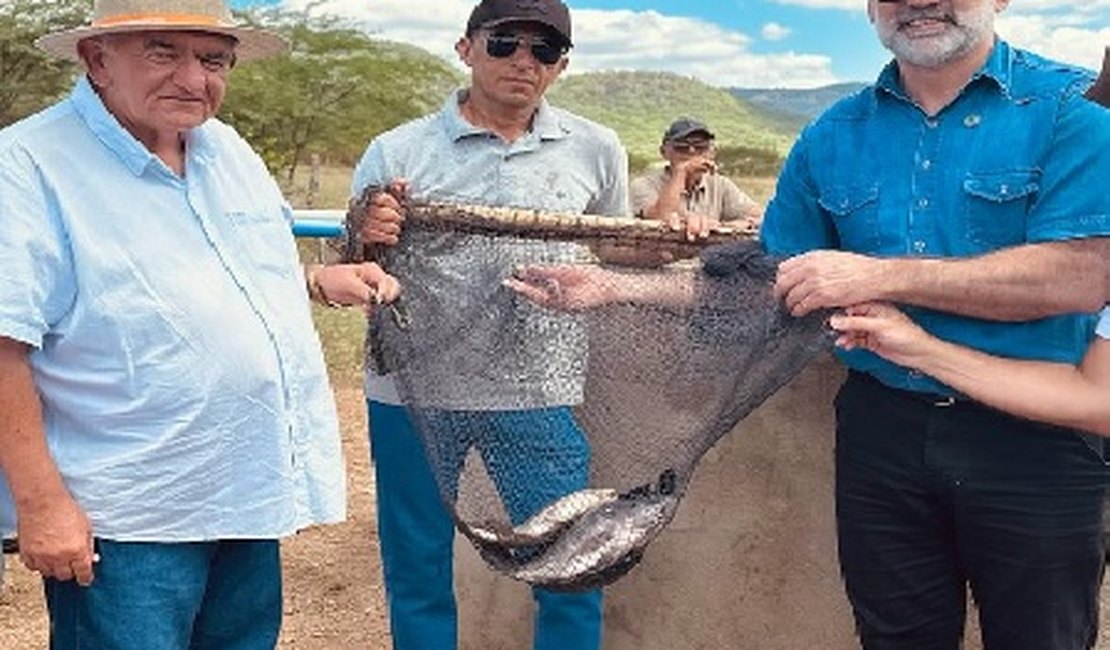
[229,0,1110,89]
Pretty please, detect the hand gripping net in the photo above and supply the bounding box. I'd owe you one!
[346,190,832,591]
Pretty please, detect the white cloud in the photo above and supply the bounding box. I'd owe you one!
[773,0,861,10]
[774,0,1110,70]
[761,22,792,41]
[274,1,1107,88]
[279,0,839,88]
[996,14,1110,72]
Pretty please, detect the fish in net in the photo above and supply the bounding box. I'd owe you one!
[343,189,833,591]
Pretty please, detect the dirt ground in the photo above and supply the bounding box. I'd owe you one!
[2,375,1109,649]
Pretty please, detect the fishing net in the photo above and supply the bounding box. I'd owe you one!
[342,189,833,591]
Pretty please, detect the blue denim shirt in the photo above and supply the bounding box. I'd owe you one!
[762,41,1110,395]
[0,78,345,540]
[352,90,629,409]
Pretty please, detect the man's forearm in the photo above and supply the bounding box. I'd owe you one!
[881,239,1109,320]
[640,176,687,221]
[0,338,69,510]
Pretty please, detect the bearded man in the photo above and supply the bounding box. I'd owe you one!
[761,1,1110,648]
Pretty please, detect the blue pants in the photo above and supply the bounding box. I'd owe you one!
[836,372,1106,650]
[45,539,282,650]
[368,401,603,650]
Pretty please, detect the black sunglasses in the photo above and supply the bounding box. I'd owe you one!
[484,32,566,65]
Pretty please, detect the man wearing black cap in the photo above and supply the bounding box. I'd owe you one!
[631,117,762,238]
[350,1,628,649]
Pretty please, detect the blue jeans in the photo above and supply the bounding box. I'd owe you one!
[368,401,604,650]
[45,539,282,650]
[836,372,1106,650]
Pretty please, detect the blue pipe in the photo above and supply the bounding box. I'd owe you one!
[291,209,345,238]
[292,219,345,238]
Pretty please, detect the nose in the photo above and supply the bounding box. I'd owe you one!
[508,41,538,67]
[170,56,210,91]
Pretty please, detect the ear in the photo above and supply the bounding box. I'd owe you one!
[552,56,569,77]
[77,37,111,88]
[455,36,474,67]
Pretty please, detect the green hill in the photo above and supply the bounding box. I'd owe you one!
[549,71,796,163]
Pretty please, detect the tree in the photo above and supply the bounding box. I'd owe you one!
[221,6,461,181]
[0,0,88,127]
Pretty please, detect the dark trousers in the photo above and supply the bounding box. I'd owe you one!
[835,372,1107,650]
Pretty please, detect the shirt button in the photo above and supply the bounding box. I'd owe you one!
[926,118,939,129]
[918,198,929,209]
[921,159,932,170]
[964,114,982,128]
[913,240,927,253]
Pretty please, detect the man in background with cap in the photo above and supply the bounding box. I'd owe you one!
[631,117,762,239]
[351,1,627,648]
[763,0,1110,648]
[0,0,397,647]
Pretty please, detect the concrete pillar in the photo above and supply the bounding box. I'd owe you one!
[457,355,858,649]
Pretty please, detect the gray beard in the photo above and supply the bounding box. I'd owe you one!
[877,3,995,68]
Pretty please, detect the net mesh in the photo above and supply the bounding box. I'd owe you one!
[346,193,832,591]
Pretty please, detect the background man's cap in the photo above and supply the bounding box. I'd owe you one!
[466,0,573,48]
[663,118,715,143]
[37,0,288,64]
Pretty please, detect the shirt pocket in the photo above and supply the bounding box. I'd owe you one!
[962,169,1039,250]
[226,211,298,278]
[818,183,881,251]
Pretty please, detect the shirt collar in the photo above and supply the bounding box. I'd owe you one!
[875,38,1012,103]
[69,76,217,177]
[443,88,569,143]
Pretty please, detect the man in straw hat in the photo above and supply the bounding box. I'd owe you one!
[0,0,398,647]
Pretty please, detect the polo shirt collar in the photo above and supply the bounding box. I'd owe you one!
[444,88,570,143]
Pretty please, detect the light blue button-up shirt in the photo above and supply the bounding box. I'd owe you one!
[0,77,345,541]
[352,90,629,408]
[762,41,1110,395]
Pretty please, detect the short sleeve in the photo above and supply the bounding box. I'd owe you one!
[1028,89,1110,242]
[759,125,838,256]
[718,178,759,222]
[629,175,659,217]
[592,136,630,218]
[351,138,392,201]
[0,145,77,348]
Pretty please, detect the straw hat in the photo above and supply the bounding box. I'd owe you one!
[36,0,287,63]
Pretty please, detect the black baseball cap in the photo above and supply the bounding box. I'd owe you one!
[663,118,715,143]
[466,0,573,48]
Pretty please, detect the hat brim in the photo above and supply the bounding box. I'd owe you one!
[665,129,715,143]
[36,23,287,64]
[479,17,572,48]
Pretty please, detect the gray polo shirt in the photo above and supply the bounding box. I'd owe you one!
[352,89,629,409]
[630,166,759,221]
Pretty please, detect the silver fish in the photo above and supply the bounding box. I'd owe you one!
[466,488,619,548]
[508,496,672,588]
